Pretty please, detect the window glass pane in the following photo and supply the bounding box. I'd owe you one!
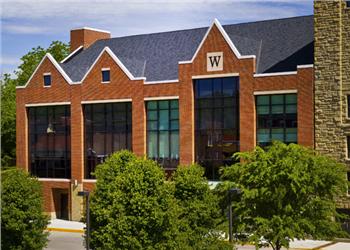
[199,99,212,109]
[159,110,169,130]
[271,95,284,104]
[44,75,51,86]
[170,100,178,109]
[170,131,179,159]
[271,128,284,141]
[223,78,234,96]
[102,70,110,82]
[158,100,169,109]
[257,95,269,105]
[147,101,157,110]
[148,132,158,158]
[271,105,284,114]
[286,94,297,104]
[159,131,169,158]
[286,104,297,114]
[257,129,270,143]
[257,105,269,115]
[213,78,222,96]
[214,109,223,129]
[147,121,158,130]
[199,109,212,129]
[198,79,212,97]
[171,120,179,130]
[224,108,234,129]
[147,110,157,120]
[286,128,297,142]
[170,109,179,120]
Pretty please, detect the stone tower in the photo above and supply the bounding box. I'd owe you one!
[314,0,350,209]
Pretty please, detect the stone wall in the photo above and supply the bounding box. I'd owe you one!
[314,0,350,208]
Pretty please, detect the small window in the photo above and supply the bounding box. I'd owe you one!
[347,172,350,195]
[101,69,110,83]
[346,1,350,8]
[43,74,51,87]
[348,136,350,159]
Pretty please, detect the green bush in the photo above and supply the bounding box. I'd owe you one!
[90,151,232,250]
[1,168,49,250]
[219,141,348,250]
[90,150,179,249]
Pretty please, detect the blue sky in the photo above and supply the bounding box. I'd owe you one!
[1,0,313,77]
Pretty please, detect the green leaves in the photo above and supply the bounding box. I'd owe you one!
[1,168,49,250]
[220,141,348,250]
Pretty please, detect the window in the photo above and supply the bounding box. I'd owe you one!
[256,94,297,146]
[44,74,51,87]
[84,102,132,178]
[347,171,350,195]
[346,1,350,8]
[28,105,71,178]
[101,69,110,82]
[194,77,239,180]
[347,136,350,159]
[146,100,179,170]
[347,95,350,118]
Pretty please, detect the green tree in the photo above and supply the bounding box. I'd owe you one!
[90,150,180,250]
[1,41,69,167]
[1,168,49,250]
[172,164,230,249]
[220,141,348,250]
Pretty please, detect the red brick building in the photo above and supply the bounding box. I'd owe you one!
[16,17,314,220]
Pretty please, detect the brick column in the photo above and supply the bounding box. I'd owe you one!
[16,90,28,170]
[132,80,146,156]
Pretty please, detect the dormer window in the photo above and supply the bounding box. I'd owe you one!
[43,73,51,87]
[101,68,110,83]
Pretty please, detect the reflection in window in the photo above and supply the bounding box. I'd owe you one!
[194,77,239,180]
[146,100,179,170]
[84,102,132,178]
[28,106,71,178]
[256,94,297,147]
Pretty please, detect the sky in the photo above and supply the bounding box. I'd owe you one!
[0,0,313,77]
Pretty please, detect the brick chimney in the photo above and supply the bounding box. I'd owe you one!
[70,27,111,52]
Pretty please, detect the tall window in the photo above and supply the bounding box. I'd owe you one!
[194,77,239,180]
[146,100,179,170]
[256,94,297,146]
[84,102,132,178]
[28,105,71,178]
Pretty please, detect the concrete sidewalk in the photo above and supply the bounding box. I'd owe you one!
[47,219,85,233]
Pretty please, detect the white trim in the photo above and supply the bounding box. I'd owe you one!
[144,79,179,85]
[178,18,255,65]
[83,179,97,183]
[77,47,146,83]
[60,46,83,63]
[254,90,297,95]
[192,73,239,79]
[19,53,74,89]
[81,98,132,104]
[297,64,314,69]
[71,27,111,34]
[101,67,110,71]
[25,102,71,107]
[38,178,71,182]
[44,85,51,88]
[144,96,179,101]
[43,72,51,76]
[101,81,110,84]
[253,71,297,77]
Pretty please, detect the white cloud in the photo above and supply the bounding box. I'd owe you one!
[0,56,20,66]
[2,24,48,34]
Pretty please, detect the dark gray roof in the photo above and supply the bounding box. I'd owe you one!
[61,15,314,82]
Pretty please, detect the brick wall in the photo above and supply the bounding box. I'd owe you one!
[16,22,314,220]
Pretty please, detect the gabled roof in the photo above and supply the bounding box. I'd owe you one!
[61,15,314,82]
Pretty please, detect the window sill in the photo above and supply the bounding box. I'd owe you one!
[38,178,71,182]
[101,81,110,84]
[44,85,51,88]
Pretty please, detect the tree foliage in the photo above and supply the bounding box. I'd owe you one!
[1,41,69,167]
[1,168,49,250]
[220,141,348,250]
[90,151,231,250]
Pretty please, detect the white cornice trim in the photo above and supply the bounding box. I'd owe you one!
[254,90,297,95]
[81,98,132,104]
[254,71,297,77]
[60,46,83,63]
[192,73,239,79]
[38,178,71,182]
[77,47,146,83]
[25,102,71,107]
[18,53,74,89]
[83,179,97,183]
[297,64,314,69]
[144,96,179,101]
[144,79,179,85]
[71,27,111,34]
[178,18,255,65]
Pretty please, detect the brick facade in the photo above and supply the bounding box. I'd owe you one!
[16,21,314,220]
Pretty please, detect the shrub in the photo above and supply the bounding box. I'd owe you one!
[1,168,49,250]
